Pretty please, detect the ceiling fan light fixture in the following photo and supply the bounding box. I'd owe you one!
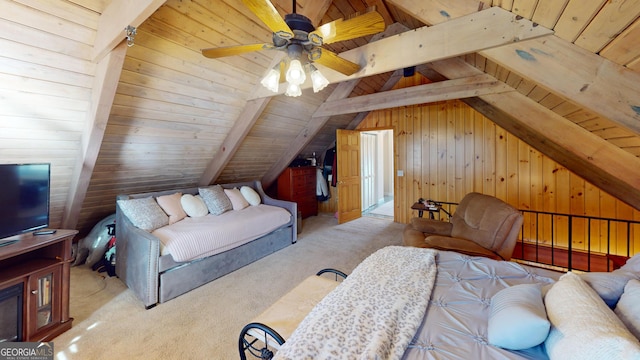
[260,65,281,93]
[285,59,306,85]
[285,83,302,97]
[310,64,329,93]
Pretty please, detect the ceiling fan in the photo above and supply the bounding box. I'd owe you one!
[201,0,385,96]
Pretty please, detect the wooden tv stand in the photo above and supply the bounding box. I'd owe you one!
[0,229,77,341]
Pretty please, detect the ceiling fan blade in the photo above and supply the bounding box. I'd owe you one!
[201,43,269,58]
[310,11,385,45]
[314,49,360,76]
[241,0,293,38]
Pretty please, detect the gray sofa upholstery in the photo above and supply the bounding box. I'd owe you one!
[115,180,297,308]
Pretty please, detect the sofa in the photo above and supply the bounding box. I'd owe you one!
[403,192,523,260]
[115,180,296,308]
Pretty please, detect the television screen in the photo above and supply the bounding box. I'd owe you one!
[0,163,50,239]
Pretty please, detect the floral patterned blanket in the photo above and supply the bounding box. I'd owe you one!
[273,246,438,360]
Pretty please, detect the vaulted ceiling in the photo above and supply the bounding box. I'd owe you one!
[5,0,639,237]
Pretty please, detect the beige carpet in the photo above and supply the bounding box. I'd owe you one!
[53,214,404,360]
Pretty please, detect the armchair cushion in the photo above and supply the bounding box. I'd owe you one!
[410,217,453,235]
[424,236,503,260]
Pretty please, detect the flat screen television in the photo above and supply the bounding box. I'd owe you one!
[0,163,50,240]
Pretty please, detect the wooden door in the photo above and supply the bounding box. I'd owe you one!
[336,129,361,224]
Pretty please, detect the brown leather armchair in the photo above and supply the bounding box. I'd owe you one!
[403,192,523,260]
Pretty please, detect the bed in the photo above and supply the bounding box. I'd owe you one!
[240,246,640,360]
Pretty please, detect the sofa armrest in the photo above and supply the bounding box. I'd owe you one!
[254,181,298,241]
[115,198,161,308]
[410,217,453,236]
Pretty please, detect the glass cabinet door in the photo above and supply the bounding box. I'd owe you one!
[29,266,61,334]
[36,273,53,328]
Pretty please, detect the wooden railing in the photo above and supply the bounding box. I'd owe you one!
[430,201,640,272]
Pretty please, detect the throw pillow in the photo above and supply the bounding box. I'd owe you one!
[199,185,232,215]
[240,185,261,206]
[156,192,187,224]
[117,197,169,232]
[544,272,640,360]
[487,283,550,350]
[615,279,640,340]
[180,194,208,217]
[224,187,249,210]
[579,271,633,308]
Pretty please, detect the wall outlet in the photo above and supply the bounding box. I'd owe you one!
[397,170,404,176]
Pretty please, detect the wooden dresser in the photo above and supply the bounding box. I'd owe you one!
[277,166,318,218]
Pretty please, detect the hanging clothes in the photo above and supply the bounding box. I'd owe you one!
[316,168,330,201]
[323,147,337,187]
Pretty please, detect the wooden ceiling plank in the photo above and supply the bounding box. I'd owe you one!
[62,41,128,229]
[511,0,539,19]
[480,36,640,135]
[531,0,568,29]
[553,0,606,42]
[249,7,553,99]
[314,74,512,117]
[92,0,166,62]
[599,17,640,67]
[574,0,640,53]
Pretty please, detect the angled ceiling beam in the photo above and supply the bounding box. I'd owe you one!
[62,41,128,229]
[261,79,362,188]
[249,7,552,99]
[92,0,166,62]
[199,97,272,186]
[389,0,640,137]
[427,57,640,210]
[314,74,511,117]
[479,36,640,136]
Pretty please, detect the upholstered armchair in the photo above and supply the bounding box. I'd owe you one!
[403,192,523,260]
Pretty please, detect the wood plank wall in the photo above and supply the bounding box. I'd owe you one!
[0,0,99,231]
[323,73,640,256]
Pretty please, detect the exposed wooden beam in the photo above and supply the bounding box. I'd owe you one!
[261,79,362,188]
[198,97,271,186]
[92,0,165,62]
[479,36,640,136]
[314,74,511,117]
[249,7,553,99]
[62,41,128,229]
[386,0,486,26]
[427,57,640,210]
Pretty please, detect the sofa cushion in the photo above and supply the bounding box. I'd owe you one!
[117,197,169,232]
[180,194,208,217]
[225,188,249,210]
[241,186,261,206]
[156,192,187,224]
[199,185,233,215]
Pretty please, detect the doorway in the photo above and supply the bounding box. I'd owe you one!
[361,130,393,219]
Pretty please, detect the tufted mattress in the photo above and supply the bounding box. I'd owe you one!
[403,250,561,360]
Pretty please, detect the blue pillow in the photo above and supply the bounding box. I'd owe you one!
[488,283,550,350]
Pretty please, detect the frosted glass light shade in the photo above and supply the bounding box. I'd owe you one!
[260,67,280,93]
[310,67,329,93]
[285,83,302,97]
[285,59,306,85]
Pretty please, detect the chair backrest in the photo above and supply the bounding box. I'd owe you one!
[450,192,523,260]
